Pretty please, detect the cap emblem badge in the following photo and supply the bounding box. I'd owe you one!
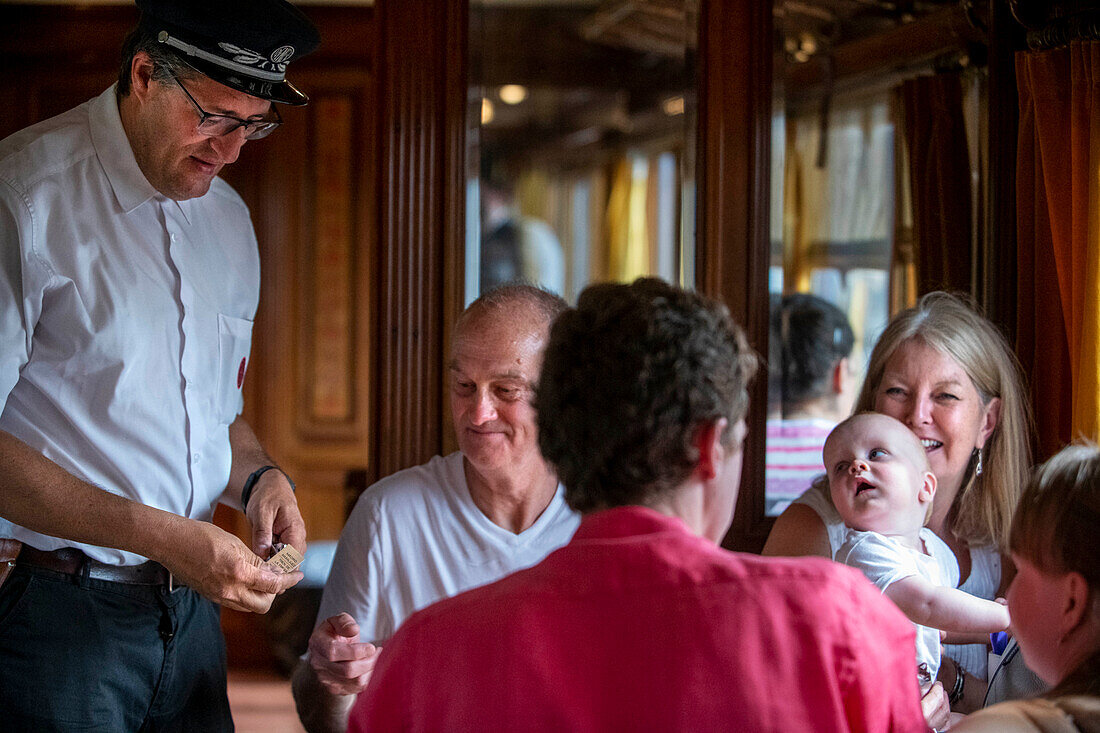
[270,45,296,64]
[219,42,290,73]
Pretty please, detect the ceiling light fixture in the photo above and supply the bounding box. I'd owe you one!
[498,84,528,105]
[662,96,685,116]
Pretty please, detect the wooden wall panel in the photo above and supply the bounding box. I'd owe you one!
[216,17,378,670]
[0,4,378,546]
[442,0,470,459]
[307,97,356,424]
[230,62,377,544]
[0,6,137,135]
[0,6,380,669]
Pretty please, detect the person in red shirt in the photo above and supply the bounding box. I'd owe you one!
[349,278,928,732]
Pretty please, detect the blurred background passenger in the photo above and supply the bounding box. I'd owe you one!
[349,278,927,732]
[765,292,857,514]
[953,443,1100,731]
[480,178,564,294]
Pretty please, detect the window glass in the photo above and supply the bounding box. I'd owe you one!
[467,1,696,304]
[765,89,896,517]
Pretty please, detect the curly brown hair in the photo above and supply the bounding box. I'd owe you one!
[537,278,757,513]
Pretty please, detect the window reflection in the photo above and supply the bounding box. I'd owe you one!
[765,1,986,517]
[467,1,695,303]
[766,293,859,515]
[765,90,896,516]
[480,175,565,294]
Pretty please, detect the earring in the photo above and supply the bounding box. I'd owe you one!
[974,447,983,476]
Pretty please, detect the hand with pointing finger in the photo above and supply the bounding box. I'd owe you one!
[308,613,383,696]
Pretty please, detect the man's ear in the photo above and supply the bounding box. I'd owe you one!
[129,51,158,101]
[693,418,728,481]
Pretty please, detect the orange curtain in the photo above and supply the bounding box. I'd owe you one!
[1016,42,1100,456]
[604,155,650,283]
[901,72,973,296]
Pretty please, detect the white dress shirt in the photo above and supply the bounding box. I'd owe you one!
[0,86,259,565]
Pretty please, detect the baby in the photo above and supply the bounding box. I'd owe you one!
[823,412,1010,684]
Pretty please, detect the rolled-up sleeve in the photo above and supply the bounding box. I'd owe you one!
[0,178,44,410]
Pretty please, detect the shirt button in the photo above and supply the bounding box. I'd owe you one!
[193,453,201,462]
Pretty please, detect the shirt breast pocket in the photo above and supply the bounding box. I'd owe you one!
[216,313,253,425]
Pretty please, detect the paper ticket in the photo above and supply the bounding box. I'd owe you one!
[264,544,304,574]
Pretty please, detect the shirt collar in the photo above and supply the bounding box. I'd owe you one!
[89,84,193,224]
[572,505,693,542]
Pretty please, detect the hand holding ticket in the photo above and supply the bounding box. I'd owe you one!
[265,542,304,574]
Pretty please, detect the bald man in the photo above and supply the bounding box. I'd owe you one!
[292,284,581,733]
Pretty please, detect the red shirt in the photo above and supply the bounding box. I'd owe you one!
[350,506,927,732]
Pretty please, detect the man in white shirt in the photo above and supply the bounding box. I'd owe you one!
[0,0,318,728]
[292,284,582,733]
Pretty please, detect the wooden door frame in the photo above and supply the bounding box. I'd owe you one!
[372,0,468,478]
[414,0,773,550]
[694,0,773,552]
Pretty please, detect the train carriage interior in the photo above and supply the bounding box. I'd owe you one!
[1,0,1098,729]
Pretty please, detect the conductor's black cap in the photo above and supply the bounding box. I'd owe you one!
[136,0,320,106]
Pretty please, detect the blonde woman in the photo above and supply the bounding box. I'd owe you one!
[764,291,1033,712]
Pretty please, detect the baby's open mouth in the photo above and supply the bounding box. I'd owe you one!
[855,480,875,496]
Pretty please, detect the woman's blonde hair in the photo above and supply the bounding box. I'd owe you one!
[853,292,1032,549]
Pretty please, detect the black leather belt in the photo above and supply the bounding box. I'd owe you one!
[16,545,179,590]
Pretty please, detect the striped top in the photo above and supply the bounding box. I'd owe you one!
[765,418,836,515]
[794,482,1001,680]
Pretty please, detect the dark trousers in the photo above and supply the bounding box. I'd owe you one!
[0,563,233,732]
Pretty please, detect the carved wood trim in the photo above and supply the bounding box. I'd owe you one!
[374,0,453,477]
[696,0,774,553]
[442,0,469,458]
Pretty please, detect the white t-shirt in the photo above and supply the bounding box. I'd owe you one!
[316,452,581,643]
[0,86,259,565]
[836,528,952,681]
[794,481,999,679]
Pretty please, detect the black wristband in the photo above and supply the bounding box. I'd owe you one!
[948,658,965,705]
[241,465,295,510]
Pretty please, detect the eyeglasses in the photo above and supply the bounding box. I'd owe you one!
[170,73,282,141]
